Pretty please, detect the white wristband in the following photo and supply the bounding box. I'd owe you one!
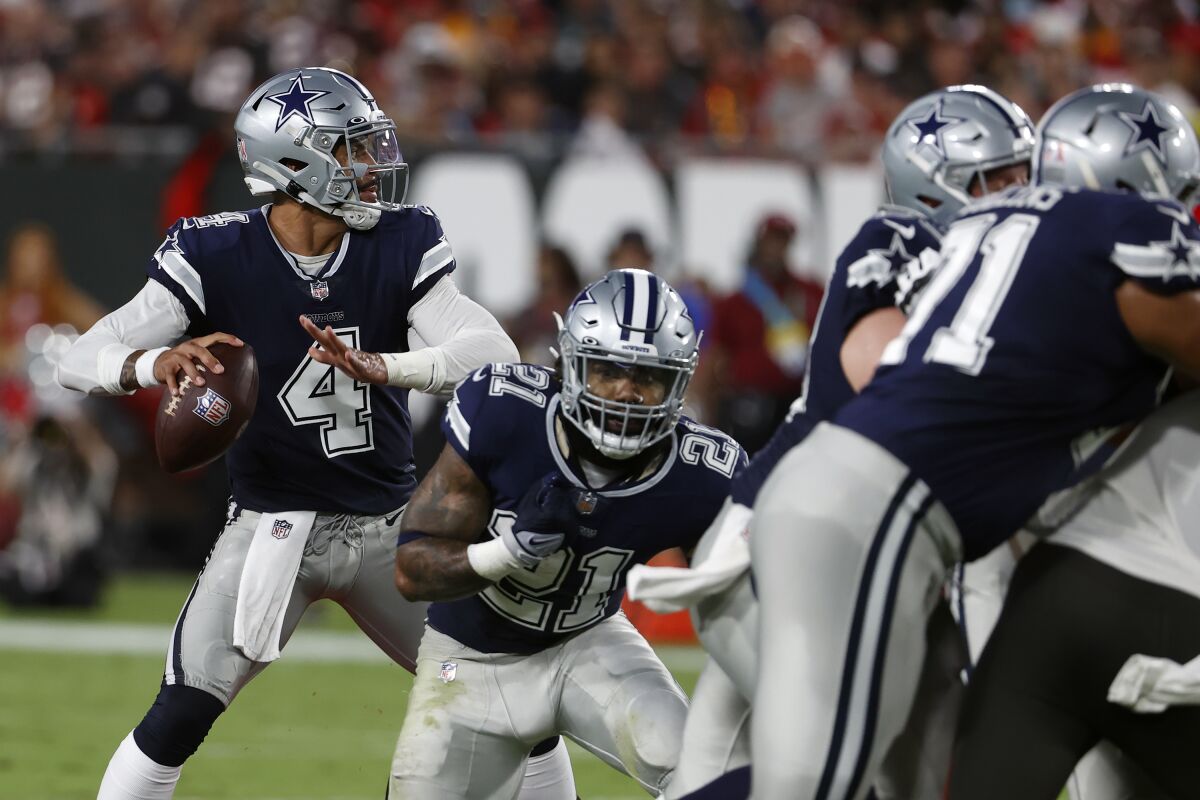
[135,347,170,389]
[381,350,438,392]
[467,537,521,582]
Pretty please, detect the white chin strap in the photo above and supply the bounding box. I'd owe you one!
[338,205,381,231]
[583,419,640,460]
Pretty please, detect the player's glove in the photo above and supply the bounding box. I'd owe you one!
[503,473,602,569]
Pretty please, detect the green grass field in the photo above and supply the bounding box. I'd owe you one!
[0,574,699,800]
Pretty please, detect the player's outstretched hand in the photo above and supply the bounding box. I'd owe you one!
[154,332,244,395]
[299,315,387,384]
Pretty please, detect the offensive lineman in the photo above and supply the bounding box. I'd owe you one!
[946,87,1200,800]
[54,68,556,798]
[627,85,1035,799]
[387,269,746,799]
[750,83,1200,799]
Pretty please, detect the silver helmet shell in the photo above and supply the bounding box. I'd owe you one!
[557,269,700,460]
[234,67,409,230]
[1034,83,1200,205]
[883,85,1036,226]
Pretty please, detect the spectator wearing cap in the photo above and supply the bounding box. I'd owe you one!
[702,213,823,453]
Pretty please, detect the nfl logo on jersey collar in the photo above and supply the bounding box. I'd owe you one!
[310,280,330,301]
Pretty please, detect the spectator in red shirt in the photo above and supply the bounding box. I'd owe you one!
[702,213,823,453]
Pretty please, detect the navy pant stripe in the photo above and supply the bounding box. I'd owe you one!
[814,473,918,800]
[844,491,936,800]
[171,580,200,685]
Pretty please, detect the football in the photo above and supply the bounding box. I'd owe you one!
[154,342,259,474]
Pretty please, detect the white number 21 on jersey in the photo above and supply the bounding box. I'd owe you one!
[278,326,374,457]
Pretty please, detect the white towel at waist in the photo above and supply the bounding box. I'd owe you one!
[1108,653,1200,713]
[627,500,752,614]
[233,510,316,662]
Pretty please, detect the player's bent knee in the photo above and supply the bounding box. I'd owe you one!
[132,684,226,767]
[627,688,689,778]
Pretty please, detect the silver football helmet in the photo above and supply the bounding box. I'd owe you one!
[1034,83,1200,205]
[883,85,1036,226]
[556,269,699,460]
[234,67,408,231]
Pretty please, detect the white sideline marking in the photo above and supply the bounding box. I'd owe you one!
[0,618,707,672]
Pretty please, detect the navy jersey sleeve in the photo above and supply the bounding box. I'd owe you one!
[841,214,941,334]
[403,205,458,307]
[1107,197,1200,296]
[441,364,516,480]
[146,217,208,327]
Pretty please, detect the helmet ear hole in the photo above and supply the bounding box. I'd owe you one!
[281,158,307,172]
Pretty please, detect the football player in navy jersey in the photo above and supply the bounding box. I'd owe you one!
[55,67,537,799]
[944,86,1200,800]
[626,85,1035,800]
[386,269,746,799]
[741,83,1200,799]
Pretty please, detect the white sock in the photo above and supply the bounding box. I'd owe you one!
[516,737,577,800]
[97,732,182,800]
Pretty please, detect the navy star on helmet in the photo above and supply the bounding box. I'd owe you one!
[1118,100,1171,161]
[905,104,966,158]
[882,85,1035,227]
[234,67,409,230]
[264,73,330,132]
[1034,83,1200,205]
[556,269,700,460]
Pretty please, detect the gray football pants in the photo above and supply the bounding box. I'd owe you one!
[667,527,966,800]
[750,423,961,800]
[164,504,427,705]
[389,614,687,799]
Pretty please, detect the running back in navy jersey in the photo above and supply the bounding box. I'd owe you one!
[837,186,1200,559]
[730,206,942,506]
[426,363,745,654]
[146,205,456,514]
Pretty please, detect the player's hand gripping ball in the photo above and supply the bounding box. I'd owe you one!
[504,473,607,568]
[155,341,259,473]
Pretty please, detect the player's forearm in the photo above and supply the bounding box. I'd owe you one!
[57,281,186,395]
[394,538,491,602]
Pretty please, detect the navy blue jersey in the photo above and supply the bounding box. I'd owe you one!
[147,205,456,514]
[426,363,745,654]
[731,206,942,506]
[837,186,1200,560]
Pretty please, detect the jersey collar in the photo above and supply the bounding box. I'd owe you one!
[261,204,351,281]
[544,395,678,497]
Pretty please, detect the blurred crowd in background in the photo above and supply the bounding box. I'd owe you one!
[6,0,1200,606]
[3,0,1200,161]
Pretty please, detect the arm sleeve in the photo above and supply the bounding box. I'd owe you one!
[440,365,513,480]
[406,206,458,308]
[1108,200,1200,295]
[146,218,207,321]
[400,277,520,395]
[56,280,190,395]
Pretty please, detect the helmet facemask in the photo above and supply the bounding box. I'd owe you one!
[307,116,410,229]
[557,328,697,460]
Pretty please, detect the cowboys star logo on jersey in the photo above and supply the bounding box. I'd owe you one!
[264,73,330,132]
